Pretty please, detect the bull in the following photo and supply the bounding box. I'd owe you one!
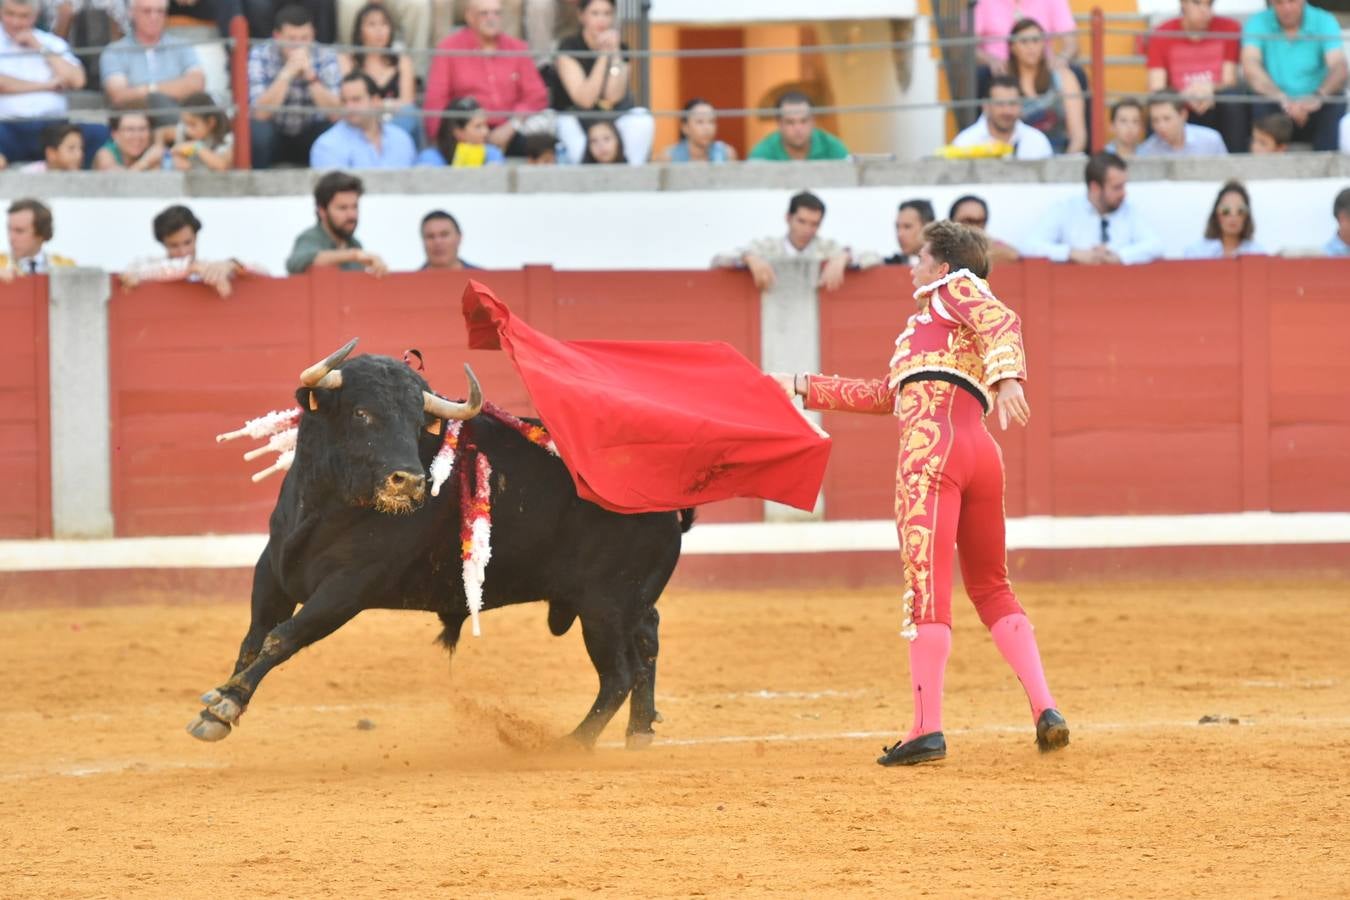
[187,340,691,749]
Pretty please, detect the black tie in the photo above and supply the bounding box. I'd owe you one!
[26,259,37,274]
[1099,218,1110,245]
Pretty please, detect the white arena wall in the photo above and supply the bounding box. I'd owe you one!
[4,156,1348,275]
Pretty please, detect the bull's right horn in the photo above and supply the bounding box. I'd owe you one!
[299,338,358,389]
[423,364,483,421]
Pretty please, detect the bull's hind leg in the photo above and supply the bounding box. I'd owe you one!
[187,581,367,742]
[570,610,636,747]
[624,604,660,749]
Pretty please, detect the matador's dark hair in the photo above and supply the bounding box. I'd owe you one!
[921,220,990,279]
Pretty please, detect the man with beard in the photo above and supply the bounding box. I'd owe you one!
[1023,151,1160,265]
[286,171,388,275]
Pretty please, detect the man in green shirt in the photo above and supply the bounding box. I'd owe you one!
[748,91,851,162]
[285,170,389,275]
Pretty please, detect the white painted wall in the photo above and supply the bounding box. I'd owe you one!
[43,177,1346,275]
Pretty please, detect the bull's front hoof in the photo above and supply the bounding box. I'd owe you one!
[200,688,244,723]
[625,730,655,751]
[186,711,233,742]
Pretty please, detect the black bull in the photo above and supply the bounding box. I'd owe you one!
[187,345,692,748]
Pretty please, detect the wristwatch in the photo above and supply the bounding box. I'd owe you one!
[609,64,622,78]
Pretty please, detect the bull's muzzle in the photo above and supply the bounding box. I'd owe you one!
[374,469,427,515]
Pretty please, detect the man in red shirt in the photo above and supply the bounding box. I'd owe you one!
[1145,0,1246,150]
[423,0,550,155]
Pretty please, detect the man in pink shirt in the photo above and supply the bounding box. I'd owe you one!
[974,0,1077,72]
[423,0,550,155]
[1145,0,1246,151]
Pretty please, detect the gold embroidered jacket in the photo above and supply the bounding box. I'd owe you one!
[803,269,1026,415]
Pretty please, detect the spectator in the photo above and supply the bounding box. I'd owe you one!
[336,0,427,71]
[310,72,416,168]
[522,130,555,164]
[416,96,504,166]
[166,0,236,37]
[19,121,84,171]
[886,199,935,266]
[92,107,165,170]
[448,0,579,62]
[0,0,107,164]
[167,91,233,170]
[1137,94,1227,156]
[1241,0,1346,152]
[0,197,73,277]
[711,191,880,292]
[424,0,551,156]
[949,194,1021,265]
[1325,187,1350,256]
[1145,0,1246,152]
[950,75,1053,160]
[553,0,652,165]
[1023,151,1161,265]
[99,0,205,132]
[974,0,1077,74]
[241,0,336,43]
[339,3,420,144]
[1183,181,1266,259]
[1104,97,1144,158]
[1007,18,1086,154]
[122,204,261,296]
[747,91,849,162]
[580,117,622,163]
[1251,111,1293,154]
[248,4,342,169]
[285,170,387,274]
[658,97,737,163]
[420,209,478,269]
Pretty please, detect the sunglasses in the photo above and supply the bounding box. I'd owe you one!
[956,217,988,227]
[1218,206,1248,216]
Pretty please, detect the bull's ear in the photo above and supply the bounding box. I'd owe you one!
[296,387,327,413]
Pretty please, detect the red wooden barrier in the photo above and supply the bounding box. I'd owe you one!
[105,268,761,536]
[0,277,51,538]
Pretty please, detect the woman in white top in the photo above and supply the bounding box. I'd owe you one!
[1184,181,1267,259]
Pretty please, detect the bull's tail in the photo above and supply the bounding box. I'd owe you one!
[678,508,696,533]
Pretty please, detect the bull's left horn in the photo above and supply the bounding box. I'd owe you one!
[424,364,483,421]
[299,338,358,388]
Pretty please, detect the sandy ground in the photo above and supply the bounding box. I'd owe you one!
[2,579,1348,898]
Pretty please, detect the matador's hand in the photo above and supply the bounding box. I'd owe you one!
[993,378,1030,430]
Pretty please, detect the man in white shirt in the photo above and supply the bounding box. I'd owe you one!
[0,0,105,163]
[950,76,1053,160]
[1136,95,1228,157]
[1023,152,1162,265]
[711,191,881,292]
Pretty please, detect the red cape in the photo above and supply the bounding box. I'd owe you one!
[462,280,831,514]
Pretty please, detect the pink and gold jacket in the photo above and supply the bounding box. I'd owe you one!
[802,269,1026,415]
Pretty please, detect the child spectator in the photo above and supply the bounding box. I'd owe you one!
[581,119,625,164]
[416,96,504,167]
[1104,98,1144,158]
[19,122,85,172]
[93,107,165,171]
[168,92,233,171]
[523,131,556,164]
[658,98,738,163]
[1250,112,1293,154]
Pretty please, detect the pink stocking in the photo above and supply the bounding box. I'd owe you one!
[989,613,1056,722]
[906,623,951,741]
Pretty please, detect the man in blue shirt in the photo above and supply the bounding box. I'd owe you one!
[100,0,205,133]
[1240,0,1347,151]
[1326,188,1350,256]
[1022,152,1161,265]
[310,72,416,169]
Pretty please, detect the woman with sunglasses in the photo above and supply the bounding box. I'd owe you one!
[1184,181,1267,258]
[1006,18,1086,154]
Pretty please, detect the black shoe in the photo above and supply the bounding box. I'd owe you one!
[876,731,946,766]
[1036,708,1070,753]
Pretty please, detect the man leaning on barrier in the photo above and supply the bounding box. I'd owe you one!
[286,170,387,275]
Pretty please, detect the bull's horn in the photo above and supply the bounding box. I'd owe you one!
[423,364,483,421]
[299,338,358,388]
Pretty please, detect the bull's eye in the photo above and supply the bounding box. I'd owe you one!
[353,408,373,424]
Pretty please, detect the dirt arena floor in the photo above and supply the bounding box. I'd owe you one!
[2,578,1348,898]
